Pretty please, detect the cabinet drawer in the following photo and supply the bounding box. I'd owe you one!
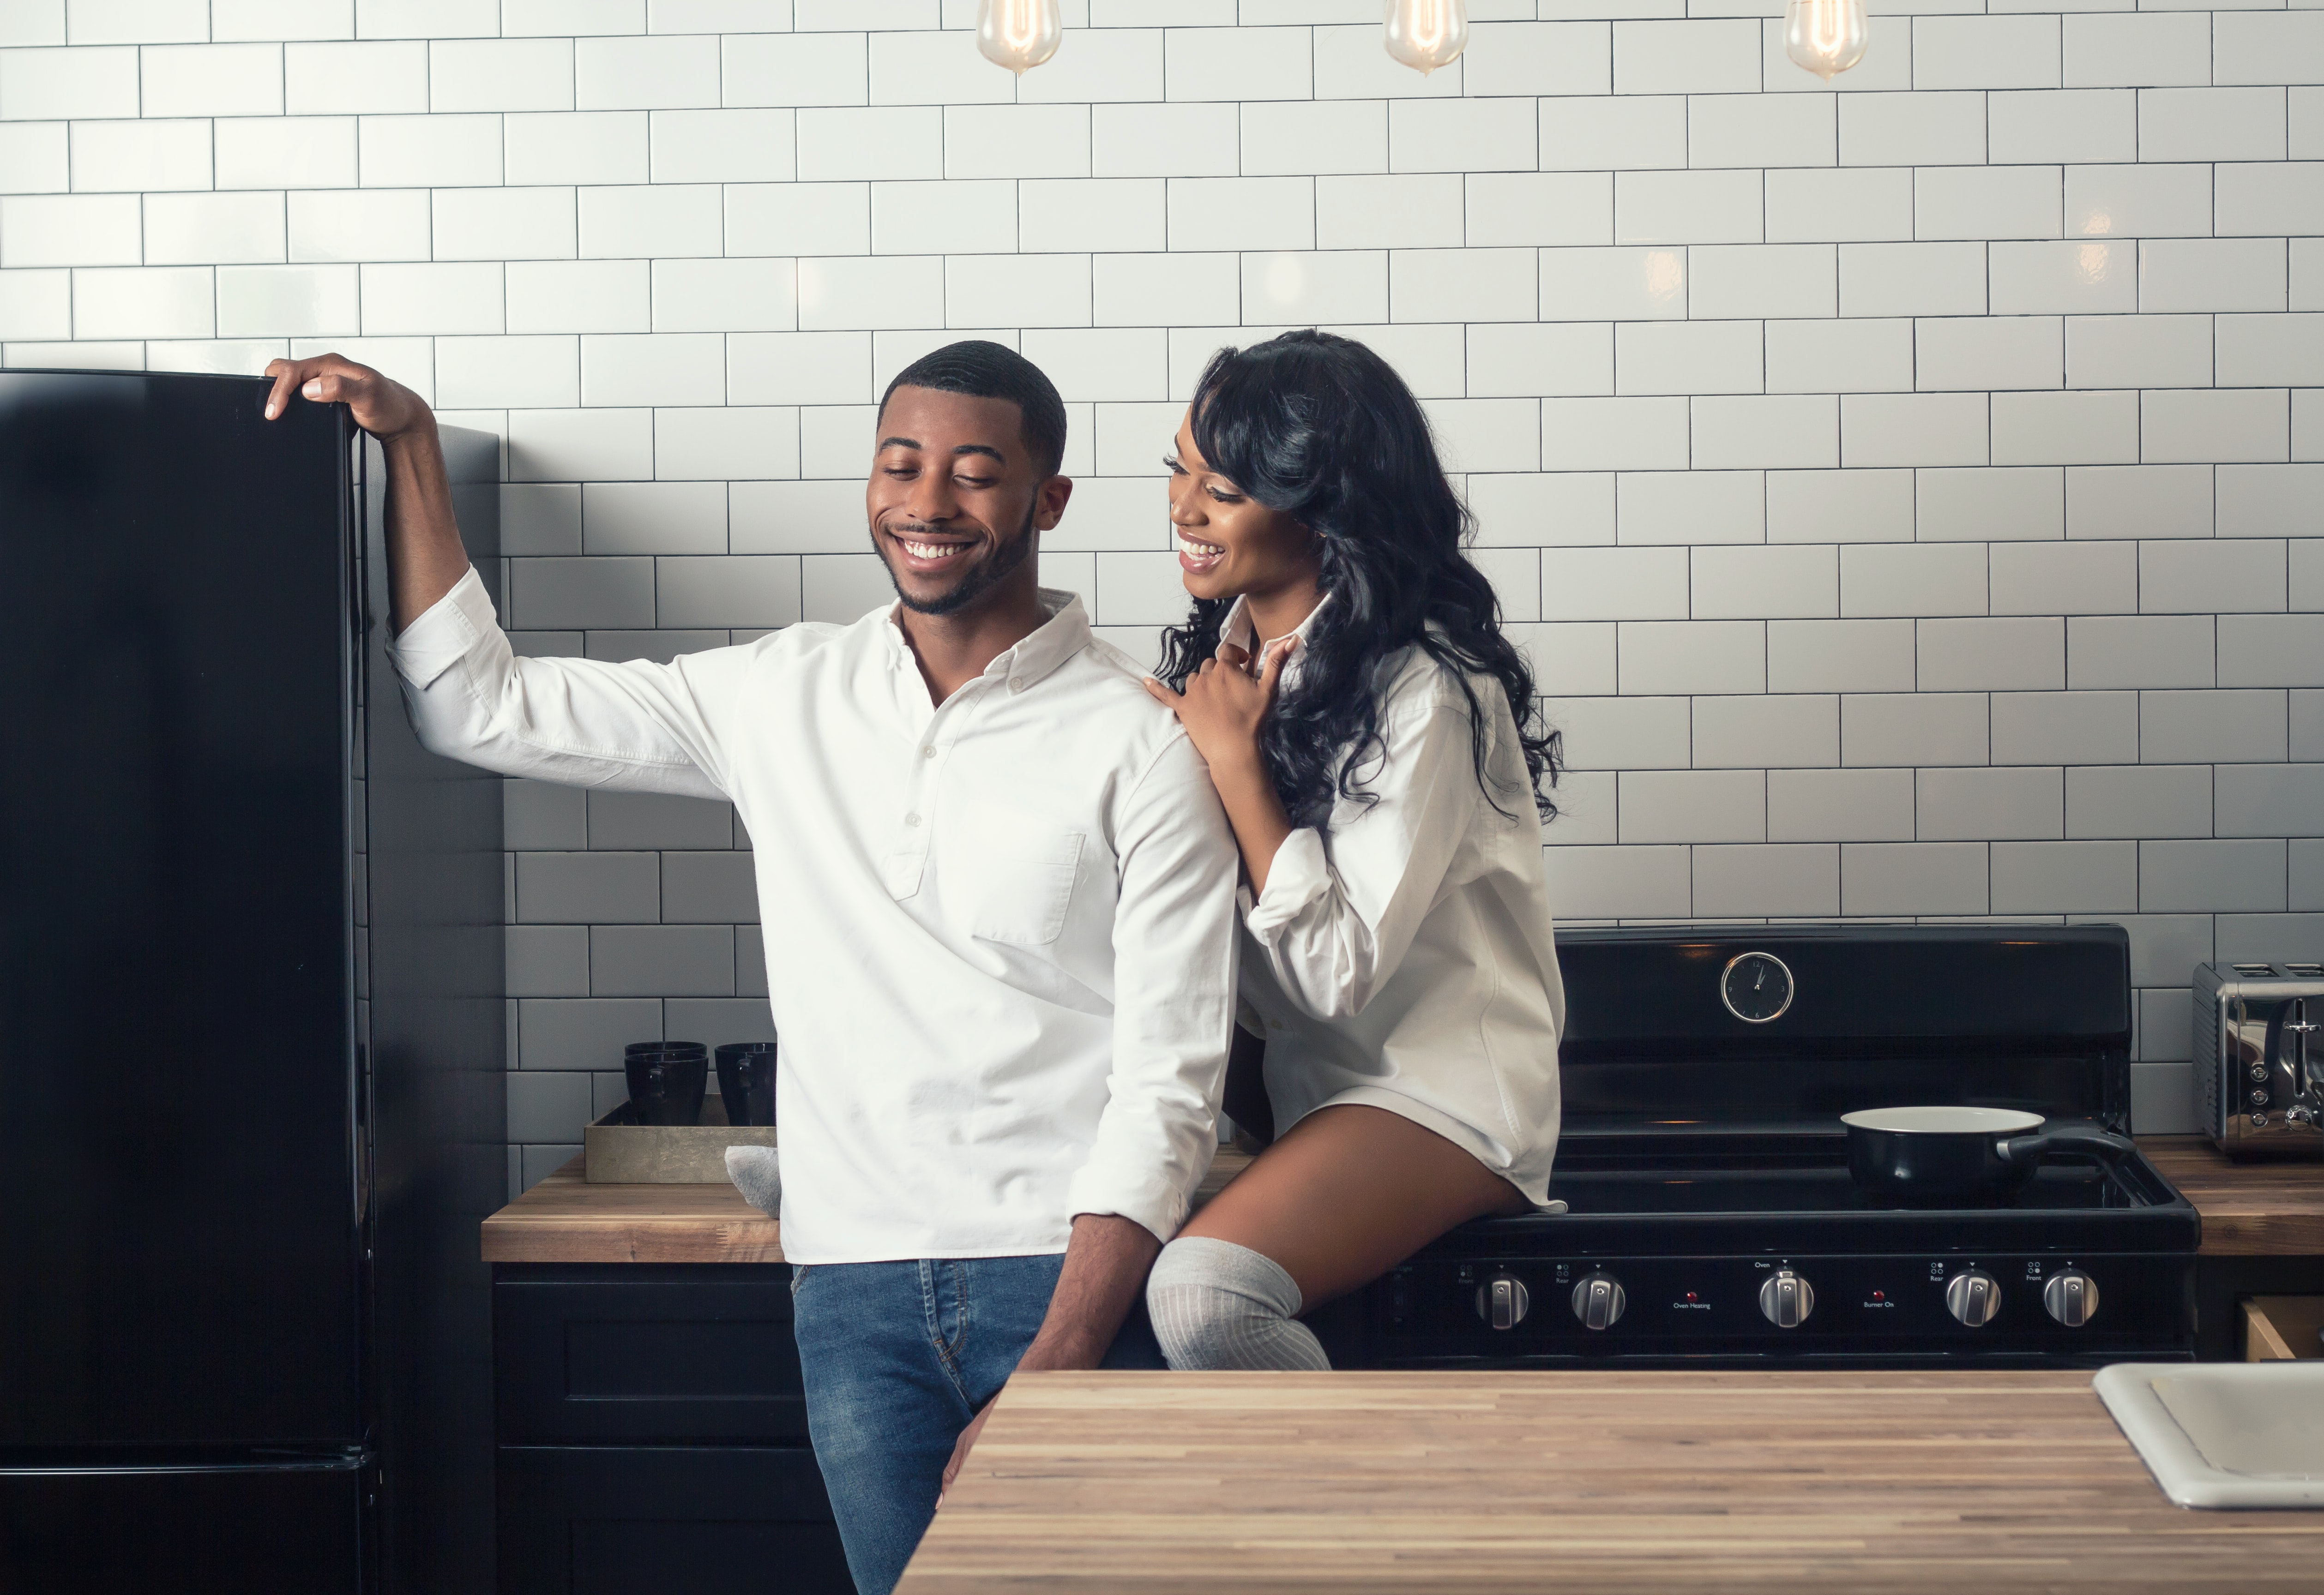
[496,1265,807,1444]
[3,1465,363,1595]
[2243,1295,2324,1361]
[498,1445,848,1595]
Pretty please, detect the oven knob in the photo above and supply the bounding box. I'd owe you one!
[1945,1269,2002,1327]
[2250,1064,2270,1083]
[1475,1275,1530,1331]
[2250,1088,2270,1107]
[1758,1269,1814,1328]
[2041,1269,2099,1328]
[1570,1273,1626,1331]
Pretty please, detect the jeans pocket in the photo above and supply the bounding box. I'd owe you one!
[789,1263,810,1299]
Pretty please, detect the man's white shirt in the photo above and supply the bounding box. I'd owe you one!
[392,570,1239,1264]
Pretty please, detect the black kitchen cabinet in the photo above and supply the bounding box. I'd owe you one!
[494,1265,851,1595]
[499,1446,849,1595]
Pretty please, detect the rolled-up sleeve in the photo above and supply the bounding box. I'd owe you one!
[1243,827,1331,938]
[391,566,732,801]
[1063,732,1240,1242]
[1242,700,1476,1023]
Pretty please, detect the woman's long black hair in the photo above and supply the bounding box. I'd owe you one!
[1156,330,1560,830]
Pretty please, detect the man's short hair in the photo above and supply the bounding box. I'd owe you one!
[878,340,1067,479]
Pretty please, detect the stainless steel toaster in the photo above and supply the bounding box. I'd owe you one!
[2194,961,2324,1157]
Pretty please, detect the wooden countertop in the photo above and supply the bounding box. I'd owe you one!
[2139,1136,2324,1256]
[481,1156,782,1264]
[903,1369,2323,1592]
[484,1140,2324,1265]
[481,1149,1258,1265]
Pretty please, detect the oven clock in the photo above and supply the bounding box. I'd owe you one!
[1720,951,1794,1024]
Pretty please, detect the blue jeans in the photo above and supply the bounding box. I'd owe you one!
[789,1253,1164,1595]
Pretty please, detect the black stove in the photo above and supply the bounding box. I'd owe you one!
[1365,924,2198,1367]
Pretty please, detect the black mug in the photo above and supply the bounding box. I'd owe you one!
[624,1041,708,1127]
[715,1042,777,1128]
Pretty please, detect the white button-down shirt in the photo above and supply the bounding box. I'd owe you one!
[393,570,1239,1264]
[1221,598,1565,1204]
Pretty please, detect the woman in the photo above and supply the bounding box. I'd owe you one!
[1138,330,1566,1371]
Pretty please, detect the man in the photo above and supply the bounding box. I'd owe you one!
[263,342,1238,1594]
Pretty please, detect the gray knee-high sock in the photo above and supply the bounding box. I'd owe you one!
[1146,1236,1331,1372]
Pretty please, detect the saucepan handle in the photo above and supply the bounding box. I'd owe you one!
[1994,1124,2137,1164]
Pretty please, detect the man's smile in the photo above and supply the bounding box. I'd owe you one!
[883,524,981,577]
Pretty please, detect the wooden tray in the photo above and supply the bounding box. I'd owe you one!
[2245,1295,2324,1361]
[584,1095,777,1184]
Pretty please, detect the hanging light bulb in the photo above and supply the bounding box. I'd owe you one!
[1385,0,1467,76]
[977,0,1061,76]
[1784,0,1869,81]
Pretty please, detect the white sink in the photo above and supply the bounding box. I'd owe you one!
[2095,1362,2324,1508]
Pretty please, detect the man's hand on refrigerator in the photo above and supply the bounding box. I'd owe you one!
[264,353,468,633]
[262,354,433,445]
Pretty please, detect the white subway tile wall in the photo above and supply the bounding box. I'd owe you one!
[4,4,2318,1191]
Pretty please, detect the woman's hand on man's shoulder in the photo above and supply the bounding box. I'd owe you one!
[1140,638,1294,776]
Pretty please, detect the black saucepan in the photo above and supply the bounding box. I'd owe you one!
[1841,1106,2137,1206]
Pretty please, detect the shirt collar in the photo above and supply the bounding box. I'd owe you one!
[879,588,1093,693]
[1219,591,1331,666]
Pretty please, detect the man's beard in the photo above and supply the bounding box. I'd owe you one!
[878,499,1039,618]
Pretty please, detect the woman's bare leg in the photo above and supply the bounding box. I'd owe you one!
[1178,1103,1526,1311]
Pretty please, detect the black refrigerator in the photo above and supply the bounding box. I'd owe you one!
[0,370,506,1594]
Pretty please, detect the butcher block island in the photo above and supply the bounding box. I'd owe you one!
[903,1369,2322,1593]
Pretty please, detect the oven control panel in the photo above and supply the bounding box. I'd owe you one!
[1382,1253,2192,1358]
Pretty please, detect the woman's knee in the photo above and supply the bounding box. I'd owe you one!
[1148,1235,1290,1327]
[1145,1236,1329,1372]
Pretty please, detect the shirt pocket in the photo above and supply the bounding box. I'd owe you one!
[946,821,1084,947]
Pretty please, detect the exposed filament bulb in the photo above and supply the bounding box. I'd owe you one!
[977,0,1061,75]
[1385,0,1468,76]
[1784,0,1870,82]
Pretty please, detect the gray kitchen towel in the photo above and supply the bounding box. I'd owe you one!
[724,1145,781,1218]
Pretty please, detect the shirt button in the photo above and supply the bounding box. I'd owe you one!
[922,746,937,758]
[904,813,921,827]
[1009,678,1024,690]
